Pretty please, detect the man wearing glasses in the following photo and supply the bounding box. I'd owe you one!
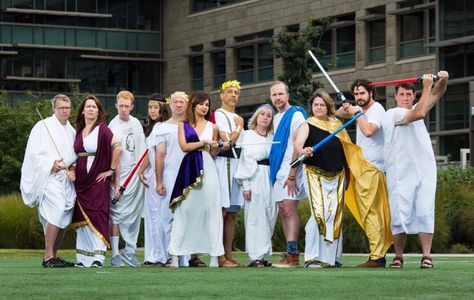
[21,94,77,268]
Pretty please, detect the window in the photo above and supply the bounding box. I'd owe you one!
[193,0,244,12]
[316,15,355,69]
[439,83,470,131]
[235,30,273,84]
[190,45,204,90]
[397,0,435,59]
[366,7,386,64]
[211,40,226,89]
[440,43,474,79]
[443,0,474,40]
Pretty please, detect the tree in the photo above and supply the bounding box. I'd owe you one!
[271,18,331,107]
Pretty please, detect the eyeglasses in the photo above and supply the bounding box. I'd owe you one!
[55,106,71,111]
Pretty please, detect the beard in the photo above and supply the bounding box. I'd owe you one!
[357,99,370,107]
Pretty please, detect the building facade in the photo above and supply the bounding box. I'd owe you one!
[0,0,472,160]
[0,0,163,116]
[162,0,473,161]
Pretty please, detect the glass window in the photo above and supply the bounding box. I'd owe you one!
[65,28,75,46]
[138,0,160,31]
[13,49,33,77]
[44,27,64,45]
[440,42,474,79]
[77,0,95,13]
[34,50,44,77]
[443,0,474,40]
[108,1,127,29]
[107,31,127,50]
[212,40,226,89]
[97,31,105,48]
[235,30,273,84]
[1,25,12,44]
[398,0,435,59]
[13,0,33,9]
[34,27,43,44]
[76,29,96,48]
[45,50,65,78]
[314,15,355,69]
[193,0,244,12]
[127,32,137,51]
[367,7,386,64]
[66,0,75,11]
[190,45,204,90]
[13,26,33,44]
[106,61,127,93]
[45,0,64,11]
[439,83,469,131]
[440,134,469,160]
[136,33,160,52]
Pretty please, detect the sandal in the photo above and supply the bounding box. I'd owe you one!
[219,258,239,268]
[420,256,433,269]
[389,256,404,269]
[248,260,265,268]
[188,256,206,267]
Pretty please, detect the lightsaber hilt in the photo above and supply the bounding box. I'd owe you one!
[290,112,364,168]
[111,186,125,205]
[308,50,349,103]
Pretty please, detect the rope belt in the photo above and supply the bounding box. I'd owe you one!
[77,152,96,157]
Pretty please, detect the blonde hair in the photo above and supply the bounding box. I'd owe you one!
[170,91,189,103]
[247,104,275,134]
[51,94,71,109]
[308,89,336,117]
[116,90,135,104]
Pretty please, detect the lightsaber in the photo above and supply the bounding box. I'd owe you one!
[369,75,440,87]
[218,141,280,148]
[224,132,238,159]
[308,50,349,103]
[112,148,149,205]
[35,107,68,170]
[290,112,364,168]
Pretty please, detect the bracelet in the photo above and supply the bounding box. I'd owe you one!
[287,175,296,181]
[110,168,115,172]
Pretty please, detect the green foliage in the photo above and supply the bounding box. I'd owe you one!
[0,89,84,193]
[271,18,331,107]
[450,243,472,254]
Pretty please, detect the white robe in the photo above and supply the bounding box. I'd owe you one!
[383,107,436,234]
[214,108,244,208]
[20,114,77,232]
[144,122,185,264]
[168,121,224,257]
[109,115,146,252]
[234,130,277,261]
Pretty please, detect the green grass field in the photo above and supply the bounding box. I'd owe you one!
[1,250,473,299]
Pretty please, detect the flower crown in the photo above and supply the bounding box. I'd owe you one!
[218,80,241,92]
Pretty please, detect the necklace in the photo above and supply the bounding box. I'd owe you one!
[255,128,267,137]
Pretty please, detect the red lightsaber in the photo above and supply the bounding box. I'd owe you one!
[369,75,439,87]
[112,148,149,205]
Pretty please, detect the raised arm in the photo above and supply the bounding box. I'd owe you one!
[396,71,449,125]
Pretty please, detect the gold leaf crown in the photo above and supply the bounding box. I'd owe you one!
[218,80,241,92]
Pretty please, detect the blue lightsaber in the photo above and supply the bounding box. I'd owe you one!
[290,112,364,168]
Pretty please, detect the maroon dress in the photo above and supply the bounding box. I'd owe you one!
[72,122,113,247]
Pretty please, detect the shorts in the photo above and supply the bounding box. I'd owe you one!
[273,178,306,202]
[225,205,241,213]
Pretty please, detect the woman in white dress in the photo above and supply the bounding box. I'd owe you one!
[168,91,224,268]
[235,104,277,267]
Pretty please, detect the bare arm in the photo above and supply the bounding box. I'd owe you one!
[209,124,220,157]
[355,115,380,137]
[396,71,448,125]
[177,122,206,152]
[155,143,166,195]
[138,155,150,187]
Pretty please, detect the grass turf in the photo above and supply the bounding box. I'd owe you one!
[0,250,473,299]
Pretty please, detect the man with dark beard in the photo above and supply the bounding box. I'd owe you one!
[337,79,392,268]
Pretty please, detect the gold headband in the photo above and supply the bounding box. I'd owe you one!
[218,80,241,93]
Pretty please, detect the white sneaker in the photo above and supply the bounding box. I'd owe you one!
[170,255,179,268]
[110,254,125,267]
[120,250,141,268]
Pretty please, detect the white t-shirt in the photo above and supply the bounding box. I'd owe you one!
[356,101,385,172]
